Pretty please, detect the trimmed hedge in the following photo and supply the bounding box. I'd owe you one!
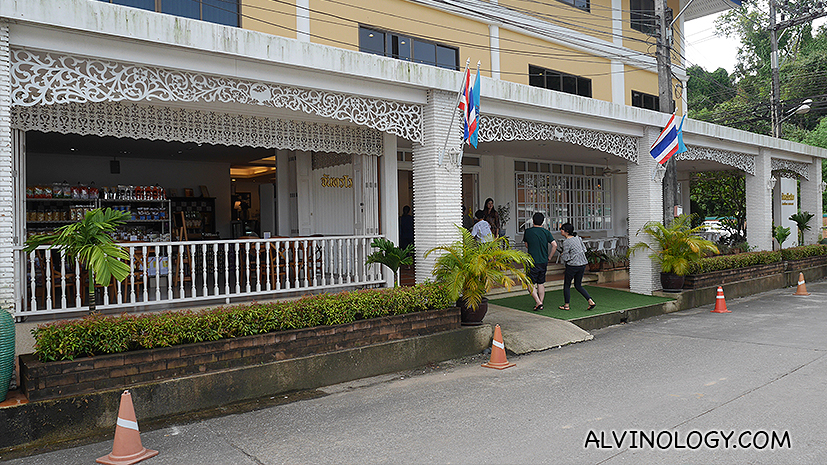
[32,283,452,362]
[687,251,783,274]
[781,244,827,261]
[687,244,827,275]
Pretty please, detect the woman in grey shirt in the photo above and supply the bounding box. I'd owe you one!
[558,223,596,311]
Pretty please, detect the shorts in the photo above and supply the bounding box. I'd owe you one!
[528,262,549,284]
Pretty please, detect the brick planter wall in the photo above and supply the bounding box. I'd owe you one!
[785,255,827,271]
[19,308,460,402]
[683,262,787,289]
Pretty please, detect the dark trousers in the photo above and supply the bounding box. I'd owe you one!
[563,264,591,304]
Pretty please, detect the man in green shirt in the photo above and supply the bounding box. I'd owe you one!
[522,212,557,311]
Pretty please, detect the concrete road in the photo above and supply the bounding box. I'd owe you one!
[6,280,827,465]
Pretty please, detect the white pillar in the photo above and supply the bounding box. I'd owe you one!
[801,159,823,245]
[380,133,399,287]
[0,25,13,309]
[412,90,462,284]
[628,127,663,295]
[295,151,313,236]
[489,25,500,81]
[276,150,291,237]
[746,149,773,251]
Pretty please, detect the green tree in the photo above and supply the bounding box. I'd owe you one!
[690,171,747,243]
[24,208,131,313]
[364,237,413,287]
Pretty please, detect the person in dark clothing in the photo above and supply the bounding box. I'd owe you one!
[399,205,414,250]
[522,212,556,311]
[557,222,596,311]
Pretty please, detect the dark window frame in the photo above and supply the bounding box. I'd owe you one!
[630,0,656,35]
[98,0,239,27]
[557,0,591,13]
[528,65,592,98]
[358,25,459,71]
[631,90,660,110]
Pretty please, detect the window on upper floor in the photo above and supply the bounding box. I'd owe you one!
[97,0,239,27]
[528,65,592,98]
[632,90,659,111]
[558,0,591,13]
[359,26,459,70]
[630,0,657,35]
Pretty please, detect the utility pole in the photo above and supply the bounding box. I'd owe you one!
[656,0,677,225]
[769,0,827,138]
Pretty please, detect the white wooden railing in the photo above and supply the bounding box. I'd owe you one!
[17,235,385,317]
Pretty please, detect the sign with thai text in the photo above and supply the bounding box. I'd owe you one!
[320,174,353,188]
[780,178,798,246]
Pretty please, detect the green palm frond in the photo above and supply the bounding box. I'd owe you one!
[629,214,719,276]
[365,237,413,287]
[25,208,132,311]
[425,226,534,310]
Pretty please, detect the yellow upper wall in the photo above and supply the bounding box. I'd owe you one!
[241,0,296,38]
[238,0,681,107]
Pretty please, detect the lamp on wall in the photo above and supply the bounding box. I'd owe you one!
[651,164,666,183]
[767,176,777,191]
[821,181,827,193]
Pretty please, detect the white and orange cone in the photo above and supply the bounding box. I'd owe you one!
[710,286,731,313]
[97,390,158,465]
[482,324,516,370]
[794,272,810,296]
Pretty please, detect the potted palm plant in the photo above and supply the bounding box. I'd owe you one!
[628,214,719,291]
[24,208,132,312]
[365,237,413,287]
[789,211,815,246]
[425,225,533,325]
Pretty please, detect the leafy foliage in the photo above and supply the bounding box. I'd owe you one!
[689,171,746,244]
[628,214,720,276]
[364,237,413,287]
[774,225,792,248]
[687,251,782,274]
[789,211,815,245]
[425,226,534,311]
[31,282,452,361]
[24,208,132,312]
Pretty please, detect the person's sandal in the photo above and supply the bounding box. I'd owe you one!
[558,305,569,310]
[587,303,596,310]
[532,304,543,311]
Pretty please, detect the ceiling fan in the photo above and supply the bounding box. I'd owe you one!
[601,158,624,177]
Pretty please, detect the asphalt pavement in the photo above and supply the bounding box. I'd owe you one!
[5,279,827,465]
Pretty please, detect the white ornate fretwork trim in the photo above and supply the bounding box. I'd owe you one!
[771,158,809,180]
[313,153,353,170]
[11,102,384,157]
[10,48,422,143]
[675,146,755,175]
[478,115,639,163]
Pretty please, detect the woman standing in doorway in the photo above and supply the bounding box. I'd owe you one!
[482,198,500,238]
[558,222,596,311]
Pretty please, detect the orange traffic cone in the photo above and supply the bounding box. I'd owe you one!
[710,286,731,313]
[794,272,810,296]
[482,324,516,370]
[97,390,158,465]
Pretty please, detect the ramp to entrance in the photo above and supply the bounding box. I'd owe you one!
[484,303,593,355]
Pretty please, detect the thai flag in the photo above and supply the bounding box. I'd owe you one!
[650,113,687,165]
[459,67,480,148]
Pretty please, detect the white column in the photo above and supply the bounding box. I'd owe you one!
[628,127,663,295]
[276,150,291,237]
[380,133,398,287]
[801,159,823,245]
[296,151,313,236]
[745,149,773,251]
[489,25,500,81]
[0,25,13,309]
[296,0,310,42]
[610,0,625,105]
[412,90,462,284]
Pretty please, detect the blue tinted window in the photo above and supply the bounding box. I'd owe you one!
[436,45,458,70]
[109,0,154,11]
[359,27,385,55]
[413,40,436,66]
[161,2,200,21]
[203,0,239,27]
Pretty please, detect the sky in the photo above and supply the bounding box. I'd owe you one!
[684,11,827,74]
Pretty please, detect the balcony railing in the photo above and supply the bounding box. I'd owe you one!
[18,235,385,317]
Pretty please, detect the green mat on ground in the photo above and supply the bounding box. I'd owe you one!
[488,286,674,320]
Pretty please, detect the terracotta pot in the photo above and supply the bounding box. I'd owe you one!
[660,272,685,292]
[458,297,488,326]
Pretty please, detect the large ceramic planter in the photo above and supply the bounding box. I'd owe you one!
[660,272,685,292]
[0,310,14,402]
[459,297,488,326]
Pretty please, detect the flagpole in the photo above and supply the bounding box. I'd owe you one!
[457,60,480,167]
[439,58,470,166]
